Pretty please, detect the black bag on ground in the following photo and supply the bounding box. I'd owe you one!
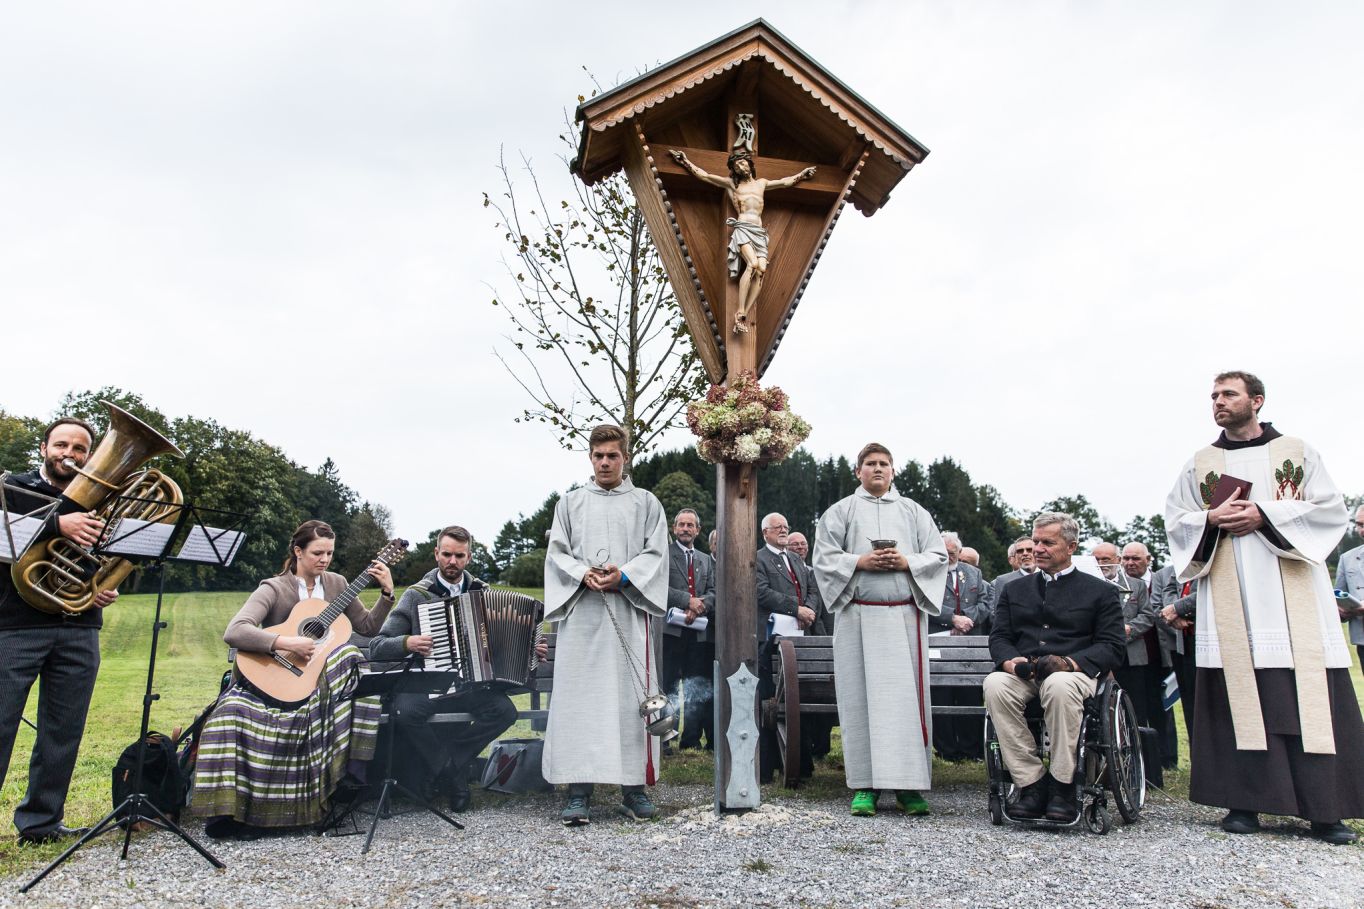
[112,731,185,825]
[480,738,553,794]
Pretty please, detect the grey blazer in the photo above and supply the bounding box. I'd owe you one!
[665,543,717,642]
[755,546,826,639]
[932,562,989,633]
[1116,571,1156,667]
[1335,544,1364,646]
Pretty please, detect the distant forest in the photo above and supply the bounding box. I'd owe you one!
[5,389,1358,592]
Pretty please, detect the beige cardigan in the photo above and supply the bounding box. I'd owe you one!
[223,571,395,654]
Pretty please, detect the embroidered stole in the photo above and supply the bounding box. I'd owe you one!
[1194,436,1334,753]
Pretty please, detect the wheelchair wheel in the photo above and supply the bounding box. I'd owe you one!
[984,715,1011,825]
[1102,684,1145,823]
[1084,800,1111,835]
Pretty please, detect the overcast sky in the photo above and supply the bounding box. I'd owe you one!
[2,1,1360,551]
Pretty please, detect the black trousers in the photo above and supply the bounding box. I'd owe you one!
[662,633,715,748]
[0,626,100,837]
[391,687,517,786]
[1170,647,1198,748]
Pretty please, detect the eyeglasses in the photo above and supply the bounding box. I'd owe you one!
[766,525,789,532]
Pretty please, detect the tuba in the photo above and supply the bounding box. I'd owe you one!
[12,401,184,615]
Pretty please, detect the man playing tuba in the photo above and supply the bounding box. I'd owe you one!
[0,417,117,845]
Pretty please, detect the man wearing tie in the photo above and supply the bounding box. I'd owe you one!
[755,512,827,780]
[661,509,717,750]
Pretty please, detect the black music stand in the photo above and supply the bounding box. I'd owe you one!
[339,659,465,853]
[22,499,247,893]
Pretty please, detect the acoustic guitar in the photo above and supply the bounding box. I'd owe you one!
[234,538,409,706]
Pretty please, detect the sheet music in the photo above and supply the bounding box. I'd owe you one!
[177,525,245,566]
[100,517,175,558]
[0,516,45,563]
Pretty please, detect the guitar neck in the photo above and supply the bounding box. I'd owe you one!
[316,570,373,628]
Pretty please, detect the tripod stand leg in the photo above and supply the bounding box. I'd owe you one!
[393,780,465,830]
[361,779,393,854]
[21,800,126,893]
[135,796,225,868]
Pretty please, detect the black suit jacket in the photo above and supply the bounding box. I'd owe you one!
[988,569,1125,678]
[755,547,827,639]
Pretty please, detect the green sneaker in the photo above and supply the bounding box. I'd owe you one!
[618,788,658,821]
[895,790,930,815]
[560,793,591,827]
[850,789,878,817]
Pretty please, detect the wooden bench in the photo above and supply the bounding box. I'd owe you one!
[762,633,994,787]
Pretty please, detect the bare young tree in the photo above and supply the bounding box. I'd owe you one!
[484,113,708,456]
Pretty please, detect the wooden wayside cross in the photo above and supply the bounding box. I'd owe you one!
[572,19,929,809]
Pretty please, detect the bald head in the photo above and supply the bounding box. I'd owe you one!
[1092,542,1120,580]
[959,547,980,567]
[787,532,809,560]
[1121,541,1151,578]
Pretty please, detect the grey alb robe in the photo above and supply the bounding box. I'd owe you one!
[814,487,948,790]
[542,477,670,786]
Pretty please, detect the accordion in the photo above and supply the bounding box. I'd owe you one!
[416,588,543,694]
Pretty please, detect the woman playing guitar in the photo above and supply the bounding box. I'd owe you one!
[191,520,398,839]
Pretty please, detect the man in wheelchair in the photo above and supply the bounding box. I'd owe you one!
[983,513,1125,823]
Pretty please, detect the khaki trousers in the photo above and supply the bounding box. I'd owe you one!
[983,670,1097,787]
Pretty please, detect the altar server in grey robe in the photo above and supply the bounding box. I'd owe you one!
[813,442,948,817]
[1166,371,1364,844]
[542,424,670,827]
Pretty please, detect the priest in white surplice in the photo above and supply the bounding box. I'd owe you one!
[542,424,670,827]
[1166,371,1364,845]
[813,442,948,817]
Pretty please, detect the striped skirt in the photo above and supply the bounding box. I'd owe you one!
[190,645,380,827]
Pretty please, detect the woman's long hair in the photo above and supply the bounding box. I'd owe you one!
[279,520,336,576]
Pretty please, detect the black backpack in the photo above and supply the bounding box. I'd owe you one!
[112,731,185,825]
[111,672,231,827]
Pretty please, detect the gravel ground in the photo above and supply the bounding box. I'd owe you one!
[3,782,1361,909]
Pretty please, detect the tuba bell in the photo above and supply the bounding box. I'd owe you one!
[12,401,184,615]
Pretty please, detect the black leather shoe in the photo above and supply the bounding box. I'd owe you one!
[448,778,472,814]
[1221,810,1261,834]
[1044,784,1079,823]
[1009,778,1049,819]
[1310,821,1358,845]
[18,824,92,846]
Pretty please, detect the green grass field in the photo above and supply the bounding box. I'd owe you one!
[4,589,1362,876]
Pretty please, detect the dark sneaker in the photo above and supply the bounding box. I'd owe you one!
[1221,810,1261,835]
[560,794,591,827]
[1310,821,1358,845]
[618,789,658,821]
[1008,779,1049,820]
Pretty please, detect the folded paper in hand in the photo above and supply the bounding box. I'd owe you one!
[665,606,708,632]
[766,613,803,639]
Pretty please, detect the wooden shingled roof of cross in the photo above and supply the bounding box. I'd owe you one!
[571,18,930,381]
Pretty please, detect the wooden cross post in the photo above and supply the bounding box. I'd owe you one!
[572,19,931,812]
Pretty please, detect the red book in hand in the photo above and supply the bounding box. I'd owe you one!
[1209,474,1253,509]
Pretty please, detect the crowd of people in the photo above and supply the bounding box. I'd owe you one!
[2,371,1361,848]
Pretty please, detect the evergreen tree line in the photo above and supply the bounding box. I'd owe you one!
[1,389,403,592]
[489,447,1180,584]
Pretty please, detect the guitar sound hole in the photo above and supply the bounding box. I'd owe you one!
[299,620,326,640]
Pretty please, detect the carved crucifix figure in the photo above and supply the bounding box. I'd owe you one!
[670,143,816,334]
